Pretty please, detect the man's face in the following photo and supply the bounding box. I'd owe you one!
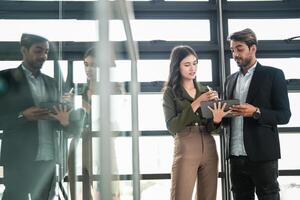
[230,40,256,69]
[23,41,49,71]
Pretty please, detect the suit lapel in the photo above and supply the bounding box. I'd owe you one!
[246,63,262,103]
[42,75,58,102]
[13,66,35,104]
[226,72,239,99]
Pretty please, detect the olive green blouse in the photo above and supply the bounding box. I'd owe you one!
[163,83,220,136]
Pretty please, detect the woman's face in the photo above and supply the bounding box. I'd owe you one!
[84,55,97,81]
[179,54,198,81]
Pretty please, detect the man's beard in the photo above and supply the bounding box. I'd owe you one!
[32,62,44,70]
[236,57,251,69]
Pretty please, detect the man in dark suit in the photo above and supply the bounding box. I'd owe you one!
[224,28,291,200]
[0,33,79,199]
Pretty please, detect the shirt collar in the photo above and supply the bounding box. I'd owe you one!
[21,64,41,79]
[239,61,257,76]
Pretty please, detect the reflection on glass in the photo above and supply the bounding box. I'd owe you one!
[165,0,208,1]
[140,179,222,200]
[0,60,68,80]
[74,59,212,83]
[93,180,133,200]
[93,137,132,175]
[91,95,132,131]
[228,19,300,40]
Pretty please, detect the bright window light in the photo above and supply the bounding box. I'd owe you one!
[130,20,210,41]
[280,93,300,128]
[137,59,212,82]
[74,59,212,83]
[138,94,166,131]
[0,19,98,42]
[230,58,300,79]
[165,0,208,1]
[228,19,300,40]
[228,0,282,1]
[279,134,300,170]
[90,95,132,131]
[0,60,55,77]
[0,19,210,41]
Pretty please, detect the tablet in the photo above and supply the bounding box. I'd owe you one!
[200,99,240,119]
[39,101,72,113]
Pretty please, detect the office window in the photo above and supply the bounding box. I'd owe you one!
[228,0,282,1]
[280,93,300,128]
[93,137,133,175]
[279,133,300,170]
[228,19,300,40]
[0,60,67,78]
[140,179,222,200]
[279,176,300,199]
[230,58,300,79]
[130,20,210,41]
[73,59,212,83]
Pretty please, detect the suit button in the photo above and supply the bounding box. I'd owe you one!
[195,122,198,126]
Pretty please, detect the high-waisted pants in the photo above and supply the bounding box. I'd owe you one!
[171,125,218,200]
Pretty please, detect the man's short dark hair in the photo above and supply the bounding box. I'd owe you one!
[20,33,48,49]
[84,47,96,59]
[227,28,257,48]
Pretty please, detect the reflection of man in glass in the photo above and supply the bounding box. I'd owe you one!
[0,33,76,199]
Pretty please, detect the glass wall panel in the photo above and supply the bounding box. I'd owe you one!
[0,19,210,42]
[139,136,222,174]
[0,60,68,79]
[280,93,300,128]
[74,59,212,83]
[130,20,210,41]
[140,179,222,200]
[279,133,300,170]
[279,176,300,200]
[228,0,282,1]
[228,19,300,40]
[165,0,208,1]
[230,58,300,79]
[139,136,173,174]
[93,137,132,175]
[90,95,132,131]
[138,94,166,131]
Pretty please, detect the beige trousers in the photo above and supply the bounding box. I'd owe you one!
[171,126,218,200]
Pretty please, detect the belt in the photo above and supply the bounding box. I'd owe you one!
[230,155,248,159]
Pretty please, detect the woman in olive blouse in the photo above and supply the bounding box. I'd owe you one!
[163,45,230,200]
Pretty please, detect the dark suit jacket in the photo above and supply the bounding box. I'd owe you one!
[224,62,291,162]
[0,65,79,165]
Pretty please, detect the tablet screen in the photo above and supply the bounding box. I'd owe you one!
[200,99,240,119]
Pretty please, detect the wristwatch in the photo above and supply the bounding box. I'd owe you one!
[252,107,261,120]
[17,111,24,119]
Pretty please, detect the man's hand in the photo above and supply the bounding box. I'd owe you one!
[22,106,49,121]
[230,103,257,117]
